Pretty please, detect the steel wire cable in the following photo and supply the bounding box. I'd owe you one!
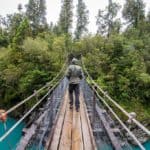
[4,60,67,116]
[0,76,63,142]
[81,57,149,150]
[82,57,150,136]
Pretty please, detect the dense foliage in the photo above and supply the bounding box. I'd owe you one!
[0,34,66,108]
[0,0,149,122]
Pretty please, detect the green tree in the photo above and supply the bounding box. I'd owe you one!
[2,13,24,43]
[39,0,47,25]
[18,3,23,13]
[0,16,9,47]
[147,10,150,22]
[96,0,120,36]
[122,0,145,28]
[107,0,121,36]
[96,10,107,35]
[75,0,89,39]
[11,18,30,50]
[58,0,73,34]
[0,28,9,47]
[26,0,47,36]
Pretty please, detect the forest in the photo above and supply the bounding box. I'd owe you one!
[0,0,150,126]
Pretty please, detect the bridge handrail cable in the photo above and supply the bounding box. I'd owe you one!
[82,57,150,150]
[82,57,150,136]
[92,86,145,150]
[5,61,67,115]
[0,75,65,142]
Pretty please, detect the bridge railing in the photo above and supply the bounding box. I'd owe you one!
[6,61,67,115]
[82,57,150,150]
[0,61,67,142]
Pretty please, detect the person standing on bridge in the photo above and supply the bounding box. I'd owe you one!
[66,58,83,112]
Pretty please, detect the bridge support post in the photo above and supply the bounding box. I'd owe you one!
[34,90,39,101]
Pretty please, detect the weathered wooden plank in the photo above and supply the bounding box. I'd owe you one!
[48,91,68,150]
[58,98,73,150]
[47,89,97,150]
[80,92,97,150]
[72,101,83,150]
[16,112,46,150]
[96,104,122,150]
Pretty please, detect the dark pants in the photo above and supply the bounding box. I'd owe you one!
[69,84,80,109]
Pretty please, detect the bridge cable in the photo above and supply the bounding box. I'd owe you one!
[91,85,145,150]
[82,57,149,150]
[82,57,150,136]
[0,58,67,143]
[0,75,64,142]
[4,60,67,116]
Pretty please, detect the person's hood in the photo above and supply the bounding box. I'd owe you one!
[72,58,78,65]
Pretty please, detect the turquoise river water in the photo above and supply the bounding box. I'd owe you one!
[0,118,25,150]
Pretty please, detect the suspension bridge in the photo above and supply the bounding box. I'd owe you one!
[0,58,149,150]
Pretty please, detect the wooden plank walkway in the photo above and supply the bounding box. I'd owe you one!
[47,90,97,150]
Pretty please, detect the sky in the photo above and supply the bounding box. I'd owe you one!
[0,0,149,33]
